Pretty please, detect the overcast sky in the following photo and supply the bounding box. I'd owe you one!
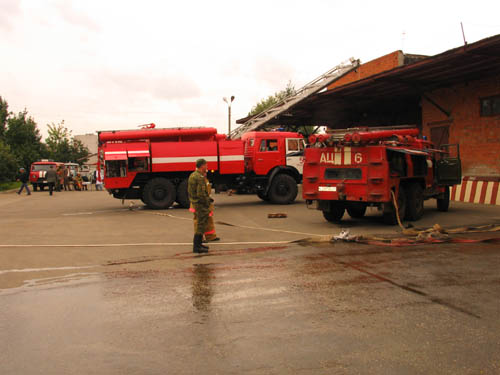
[1,0,499,139]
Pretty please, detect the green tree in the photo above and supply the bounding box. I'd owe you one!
[45,121,89,163]
[0,96,9,140]
[248,81,296,117]
[5,109,45,171]
[0,140,17,183]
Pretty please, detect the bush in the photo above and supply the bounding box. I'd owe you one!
[0,140,17,183]
[0,181,21,192]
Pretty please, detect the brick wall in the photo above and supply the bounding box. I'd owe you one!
[421,75,500,177]
[328,51,404,90]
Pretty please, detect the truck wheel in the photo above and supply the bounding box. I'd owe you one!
[436,186,450,212]
[142,178,176,209]
[268,174,298,204]
[322,202,345,222]
[32,184,38,192]
[347,203,366,219]
[257,190,269,201]
[405,183,424,221]
[175,179,190,208]
[383,187,406,225]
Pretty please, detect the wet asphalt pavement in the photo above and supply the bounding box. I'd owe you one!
[1,190,500,374]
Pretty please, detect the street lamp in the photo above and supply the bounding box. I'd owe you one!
[223,95,235,138]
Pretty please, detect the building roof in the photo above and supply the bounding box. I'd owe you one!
[238,33,500,129]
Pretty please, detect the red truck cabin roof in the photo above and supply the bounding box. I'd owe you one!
[30,161,64,170]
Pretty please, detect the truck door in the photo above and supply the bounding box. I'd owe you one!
[286,138,304,174]
[254,138,281,175]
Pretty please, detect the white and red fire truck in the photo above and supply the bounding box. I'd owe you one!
[29,160,65,191]
[97,126,305,209]
[303,127,462,224]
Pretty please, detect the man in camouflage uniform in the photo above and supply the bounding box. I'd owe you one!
[190,178,220,243]
[188,159,211,253]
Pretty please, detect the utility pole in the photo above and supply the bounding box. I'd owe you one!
[223,96,235,138]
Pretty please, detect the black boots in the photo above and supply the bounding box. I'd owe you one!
[193,234,209,253]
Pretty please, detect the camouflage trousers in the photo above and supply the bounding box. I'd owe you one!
[190,204,216,239]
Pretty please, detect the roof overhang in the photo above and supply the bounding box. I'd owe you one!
[253,34,500,129]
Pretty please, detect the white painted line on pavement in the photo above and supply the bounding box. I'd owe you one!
[0,241,293,248]
[0,265,97,275]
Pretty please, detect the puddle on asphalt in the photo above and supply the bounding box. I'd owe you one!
[191,264,215,313]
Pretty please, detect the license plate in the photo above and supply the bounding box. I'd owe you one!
[318,186,337,192]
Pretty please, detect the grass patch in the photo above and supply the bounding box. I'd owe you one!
[0,181,22,192]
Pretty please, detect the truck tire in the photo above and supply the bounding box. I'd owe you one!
[268,174,297,204]
[176,179,190,208]
[257,190,270,201]
[322,202,345,222]
[142,178,176,209]
[436,186,450,212]
[383,186,406,225]
[347,203,366,219]
[33,184,38,192]
[405,183,424,221]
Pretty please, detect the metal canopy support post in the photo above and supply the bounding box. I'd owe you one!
[422,94,452,118]
[230,59,360,139]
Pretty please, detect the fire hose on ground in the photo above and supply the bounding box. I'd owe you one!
[138,203,500,248]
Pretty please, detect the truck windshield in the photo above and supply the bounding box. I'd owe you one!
[32,164,54,171]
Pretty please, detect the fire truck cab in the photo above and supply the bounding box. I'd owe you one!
[303,127,461,224]
[241,131,304,202]
[29,160,64,191]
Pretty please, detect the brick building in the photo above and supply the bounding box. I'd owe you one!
[238,34,500,204]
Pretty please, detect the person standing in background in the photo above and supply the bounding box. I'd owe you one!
[56,166,64,192]
[95,169,104,191]
[45,165,57,196]
[63,167,71,191]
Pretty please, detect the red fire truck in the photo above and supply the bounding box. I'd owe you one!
[303,127,462,224]
[29,160,65,191]
[97,126,304,209]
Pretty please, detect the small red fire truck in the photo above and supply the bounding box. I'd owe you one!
[97,126,304,209]
[303,127,462,224]
[29,160,65,191]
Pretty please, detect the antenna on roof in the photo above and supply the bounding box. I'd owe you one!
[460,22,468,46]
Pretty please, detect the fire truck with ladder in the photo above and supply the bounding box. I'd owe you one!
[97,125,304,209]
[303,126,462,224]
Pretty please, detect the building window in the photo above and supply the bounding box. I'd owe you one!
[480,95,500,117]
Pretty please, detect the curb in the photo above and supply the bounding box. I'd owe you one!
[0,188,20,194]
